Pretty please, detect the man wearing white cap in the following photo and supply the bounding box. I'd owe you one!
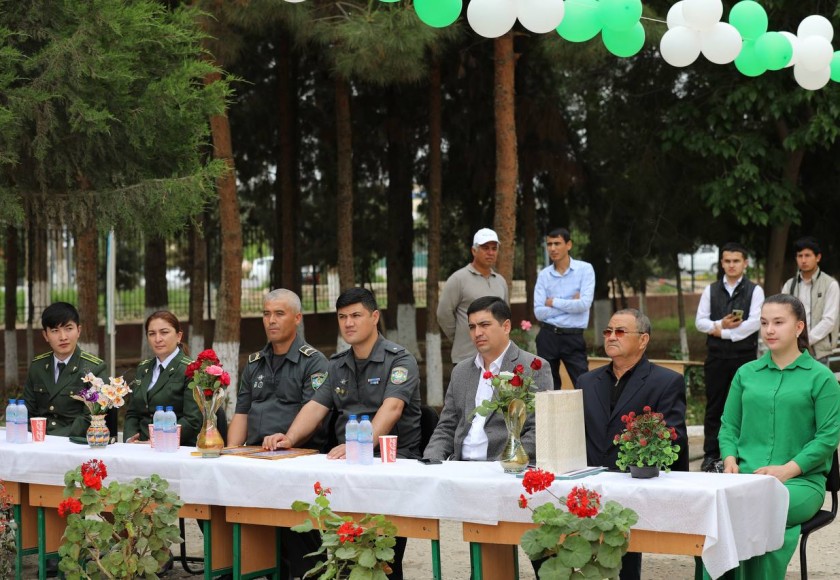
[437,228,509,363]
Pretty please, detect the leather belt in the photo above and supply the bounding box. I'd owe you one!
[541,323,584,335]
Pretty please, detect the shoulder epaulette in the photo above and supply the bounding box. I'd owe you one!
[248,352,262,364]
[33,351,52,362]
[179,355,192,365]
[387,345,402,354]
[330,349,351,360]
[299,344,318,357]
[139,358,152,367]
[80,352,104,364]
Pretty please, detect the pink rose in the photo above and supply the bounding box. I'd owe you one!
[520,320,532,331]
[205,365,223,377]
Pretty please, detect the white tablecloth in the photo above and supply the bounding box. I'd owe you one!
[0,435,789,579]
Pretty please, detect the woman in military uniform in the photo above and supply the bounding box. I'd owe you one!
[124,311,202,446]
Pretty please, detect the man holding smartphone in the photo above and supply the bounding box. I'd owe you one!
[695,243,764,472]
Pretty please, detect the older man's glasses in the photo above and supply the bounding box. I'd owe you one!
[601,327,643,338]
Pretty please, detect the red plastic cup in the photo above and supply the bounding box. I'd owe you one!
[30,417,46,442]
[379,435,398,463]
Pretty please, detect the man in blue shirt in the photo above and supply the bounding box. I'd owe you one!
[534,227,596,389]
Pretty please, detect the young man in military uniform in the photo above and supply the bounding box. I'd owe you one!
[23,302,108,438]
[226,288,329,580]
[264,287,422,580]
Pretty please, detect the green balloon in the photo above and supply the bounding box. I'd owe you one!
[754,32,792,71]
[831,52,840,83]
[729,1,768,41]
[599,0,643,32]
[734,41,767,77]
[557,0,602,42]
[602,22,645,58]
[415,0,462,28]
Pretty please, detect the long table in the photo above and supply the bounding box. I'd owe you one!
[0,435,789,579]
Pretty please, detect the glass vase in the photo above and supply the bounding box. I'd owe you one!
[87,414,110,448]
[498,398,529,474]
[193,388,225,458]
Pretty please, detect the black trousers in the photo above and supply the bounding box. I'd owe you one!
[535,328,589,390]
[703,354,755,458]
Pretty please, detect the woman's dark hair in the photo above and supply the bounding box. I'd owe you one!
[144,310,189,357]
[763,294,810,353]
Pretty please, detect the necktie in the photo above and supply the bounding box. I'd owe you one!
[151,364,165,391]
[57,362,66,375]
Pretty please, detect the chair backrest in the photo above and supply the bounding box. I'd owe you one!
[419,405,439,454]
[827,449,839,517]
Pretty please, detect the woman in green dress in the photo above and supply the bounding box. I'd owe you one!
[716,293,840,578]
[124,311,202,446]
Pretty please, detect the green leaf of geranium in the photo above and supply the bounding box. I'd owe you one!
[292,520,314,533]
[358,548,377,568]
[555,535,592,569]
[602,529,629,547]
[348,567,375,580]
[596,542,623,568]
[334,546,357,559]
[535,556,573,580]
[522,525,562,557]
[374,547,394,561]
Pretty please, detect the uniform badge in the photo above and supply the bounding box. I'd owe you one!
[335,378,347,396]
[368,377,380,385]
[390,367,408,385]
[254,374,265,390]
[311,372,327,390]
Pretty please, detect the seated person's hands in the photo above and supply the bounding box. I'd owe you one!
[327,444,347,460]
[262,433,292,450]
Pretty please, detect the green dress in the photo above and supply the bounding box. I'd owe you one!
[711,350,840,579]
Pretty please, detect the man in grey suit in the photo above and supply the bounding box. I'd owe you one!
[578,308,688,580]
[423,296,552,462]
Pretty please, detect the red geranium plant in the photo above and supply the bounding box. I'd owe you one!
[292,481,397,579]
[57,460,183,578]
[519,468,638,579]
[472,357,544,418]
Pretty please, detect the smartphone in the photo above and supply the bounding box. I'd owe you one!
[418,458,442,465]
[731,309,744,321]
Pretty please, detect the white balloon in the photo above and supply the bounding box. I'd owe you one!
[467,0,518,38]
[666,1,687,30]
[681,0,723,31]
[797,15,834,42]
[700,22,742,64]
[779,32,799,67]
[793,63,830,90]
[660,27,702,67]
[518,0,565,34]
[798,36,834,72]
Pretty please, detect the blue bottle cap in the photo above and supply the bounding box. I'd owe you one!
[156,405,164,411]
[349,414,357,421]
[361,415,370,421]
[166,406,174,411]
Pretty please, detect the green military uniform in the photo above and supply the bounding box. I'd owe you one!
[312,335,422,459]
[23,346,107,437]
[124,348,202,446]
[236,334,329,449]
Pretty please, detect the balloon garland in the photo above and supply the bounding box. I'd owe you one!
[404,0,840,90]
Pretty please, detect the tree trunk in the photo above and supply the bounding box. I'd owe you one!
[385,86,419,358]
[5,226,19,391]
[523,178,537,323]
[142,235,169,359]
[206,69,243,417]
[765,147,804,293]
[492,33,518,293]
[335,76,355,292]
[76,223,99,355]
[275,33,300,294]
[425,59,444,407]
[188,221,207,357]
[28,218,49,342]
[675,255,689,360]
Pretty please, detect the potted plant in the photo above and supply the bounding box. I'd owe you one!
[472,358,543,473]
[613,406,680,478]
[292,482,397,579]
[57,459,183,578]
[518,468,638,579]
[0,481,16,580]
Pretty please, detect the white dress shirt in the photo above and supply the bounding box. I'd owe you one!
[461,342,512,460]
[695,277,764,342]
[149,348,181,395]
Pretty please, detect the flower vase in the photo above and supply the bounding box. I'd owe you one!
[194,388,225,458]
[499,398,529,474]
[629,465,660,479]
[87,414,110,448]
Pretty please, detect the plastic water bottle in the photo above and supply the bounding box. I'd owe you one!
[345,415,360,465]
[152,405,165,451]
[161,406,177,453]
[5,399,16,443]
[15,400,28,443]
[358,415,373,465]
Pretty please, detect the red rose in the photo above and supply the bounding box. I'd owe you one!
[483,371,493,380]
[643,405,651,413]
[530,358,542,371]
[220,371,231,387]
[514,364,525,374]
[518,494,528,509]
[203,388,214,398]
[185,361,200,379]
[198,349,220,364]
[510,375,523,387]
[522,468,555,494]
[58,497,82,518]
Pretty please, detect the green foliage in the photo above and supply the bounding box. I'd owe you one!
[614,407,680,471]
[292,483,397,579]
[58,463,183,579]
[0,481,16,579]
[472,363,542,418]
